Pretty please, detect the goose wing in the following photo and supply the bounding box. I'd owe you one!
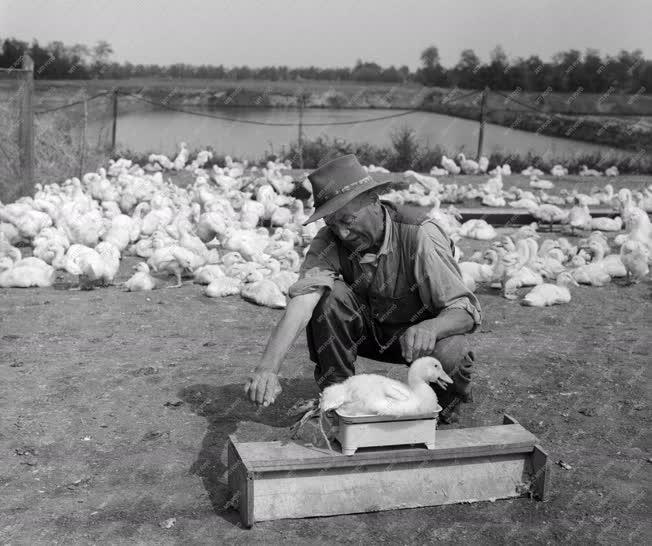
[381,380,411,401]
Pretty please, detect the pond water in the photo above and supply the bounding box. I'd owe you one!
[89,106,626,160]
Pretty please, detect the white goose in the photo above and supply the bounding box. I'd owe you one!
[529,175,554,190]
[240,279,286,309]
[124,263,158,291]
[590,216,622,232]
[193,264,225,285]
[457,153,480,174]
[0,257,55,288]
[459,219,497,240]
[522,272,578,307]
[620,240,650,284]
[579,165,602,177]
[205,277,241,297]
[441,155,461,175]
[320,357,452,417]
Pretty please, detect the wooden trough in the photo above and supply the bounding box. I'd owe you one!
[457,206,618,225]
[227,414,549,527]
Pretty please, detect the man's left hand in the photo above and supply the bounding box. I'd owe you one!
[399,320,438,362]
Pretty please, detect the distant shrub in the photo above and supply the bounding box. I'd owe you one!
[282,135,652,174]
[387,126,420,171]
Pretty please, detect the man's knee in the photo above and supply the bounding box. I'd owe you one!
[430,335,474,399]
[311,280,350,324]
[432,334,473,375]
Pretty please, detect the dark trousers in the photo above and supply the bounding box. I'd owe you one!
[306,280,474,401]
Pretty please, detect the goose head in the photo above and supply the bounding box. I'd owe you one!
[279,249,301,272]
[587,240,605,261]
[290,199,305,215]
[429,196,442,210]
[408,357,453,389]
[50,244,67,269]
[504,235,519,251]
[556,271,579,287]
[151,230,171,250]
[570,250,589,267]
[617,188,633,211]
[133,262,150,274]
[482,248,499,267]
[221,251,245,268]
[494,236,515,253]
[547,248,565,262]
[538,238,559,256]
[260,257,281,275]
[0,256,13,272]
[245,270,265,283]
[189,202,201,224]
[517,224,539,239]
[133,202,151,219]
[627,208,649,230]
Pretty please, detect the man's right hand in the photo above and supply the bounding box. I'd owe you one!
[244,370,282,406]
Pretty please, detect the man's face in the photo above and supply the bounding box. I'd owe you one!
[324,193,383,253]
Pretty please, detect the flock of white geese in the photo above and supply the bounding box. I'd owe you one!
[426,152,621,178]
[0,144,650,309]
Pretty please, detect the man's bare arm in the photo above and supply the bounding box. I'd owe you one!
[431,308,475,338]
[244,289,324,405]
[400,308,474,362]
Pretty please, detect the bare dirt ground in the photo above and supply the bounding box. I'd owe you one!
[1,226,651,545]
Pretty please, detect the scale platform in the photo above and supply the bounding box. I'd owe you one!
[333,407,441,455]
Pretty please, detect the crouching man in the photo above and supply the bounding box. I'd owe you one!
[245,154,481,423]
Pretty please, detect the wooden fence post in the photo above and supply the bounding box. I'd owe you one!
[297,94,304,169]
[111,88,118,154]
[79,88,87,178]
[18,54,34,196]
[476,86,488,160]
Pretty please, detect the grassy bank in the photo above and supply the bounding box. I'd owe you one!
[280,132,650,173]
[419,88,652,152]
[113,130,652,177]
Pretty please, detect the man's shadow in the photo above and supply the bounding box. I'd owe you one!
[179,377,319,523]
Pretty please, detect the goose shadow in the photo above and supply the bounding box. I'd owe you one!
[179,377,319,524]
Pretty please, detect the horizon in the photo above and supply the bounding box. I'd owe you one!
[1,0,649,70]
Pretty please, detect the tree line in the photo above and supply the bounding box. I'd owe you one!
[1,37,649,93]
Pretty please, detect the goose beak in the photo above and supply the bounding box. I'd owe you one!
[433,371,453,389]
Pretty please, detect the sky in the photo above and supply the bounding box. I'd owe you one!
[1,0,649,69]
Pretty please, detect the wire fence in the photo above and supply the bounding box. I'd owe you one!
[1,58,651,202]
[0,59,116,202]
[35,90,112,115]
[114,91,427,127]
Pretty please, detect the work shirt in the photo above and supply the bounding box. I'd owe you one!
[288,203,482,330]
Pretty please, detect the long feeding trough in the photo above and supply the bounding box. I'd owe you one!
[227,415,549,527]
[457,206,619,225]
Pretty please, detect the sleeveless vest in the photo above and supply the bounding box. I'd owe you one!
[337,203,452,326]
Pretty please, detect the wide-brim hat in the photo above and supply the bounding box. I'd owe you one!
[303,154,392,225]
